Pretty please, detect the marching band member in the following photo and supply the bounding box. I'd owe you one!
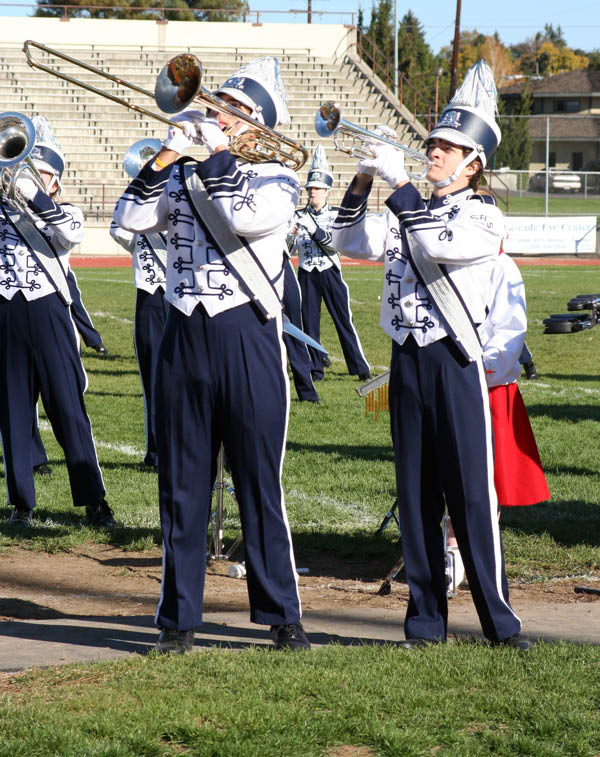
[0,116,112,527]
[109,220,169,467]
[291,146,370,382]
[114,57,310,654]
[332,61,533,650]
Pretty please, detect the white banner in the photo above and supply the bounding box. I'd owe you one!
[504,216,597,255]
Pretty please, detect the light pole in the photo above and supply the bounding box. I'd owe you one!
[434,67,444,120]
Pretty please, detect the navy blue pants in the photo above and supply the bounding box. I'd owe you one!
[282,259,319,402]
[299,266,369,379]
[389,336,521,643]
[154,302,301,630]
[67,269,103,349]
[134,288,169,466]
[0,292,105,512]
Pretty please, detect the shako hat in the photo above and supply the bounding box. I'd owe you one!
[214,56,289,129]
[306,145,333,189]
[428,60,501,185]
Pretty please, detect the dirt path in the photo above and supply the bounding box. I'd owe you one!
[0,544,596,621]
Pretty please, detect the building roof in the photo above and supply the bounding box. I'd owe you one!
[500,69,600,96]
[524,115,600,139]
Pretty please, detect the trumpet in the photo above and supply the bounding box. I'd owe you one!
[23,40,308,171]
[315,101,431,180]
[0,111,47,218]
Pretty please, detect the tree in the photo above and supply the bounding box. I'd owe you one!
[396,10,433,78]
[510,25,587,76]
[495,85,532,174]
[35,0,248,21]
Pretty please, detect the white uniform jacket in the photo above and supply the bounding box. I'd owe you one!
[479,253,527,387]
[331,182,506,355]
[0,190,83,302]
[113,151,300,317]
[110,221,167,294]
[292,204,340,272]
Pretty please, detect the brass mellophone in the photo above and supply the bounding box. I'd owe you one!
[315,100,431,180]
[0,111,47,218]
[23,40,308,171]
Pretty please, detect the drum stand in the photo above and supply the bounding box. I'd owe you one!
[207,444,243,562]
[376,501,456,598]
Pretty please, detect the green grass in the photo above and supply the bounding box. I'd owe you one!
[1,644,599,756]
[506,195,600,215]
[5,264,600,579]
[3,264,600,755]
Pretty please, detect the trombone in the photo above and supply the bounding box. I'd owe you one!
[315,101,431,180]
[0,111,47,218]
[23,40,308,171]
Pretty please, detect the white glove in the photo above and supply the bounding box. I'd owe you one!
[376,143,409,188]
[358,143,409,188]
[16,175,40,201]
[162,109,205,153]
[198,117,229,153]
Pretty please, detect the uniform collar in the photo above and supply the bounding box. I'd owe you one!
[307,203,328,216]
[428,187,473,211]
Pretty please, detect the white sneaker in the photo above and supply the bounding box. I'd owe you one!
[446,546,465,595]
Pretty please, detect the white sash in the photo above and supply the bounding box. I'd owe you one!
[7,208,72,306]
[407,236,482,361]
[183,165,282,321]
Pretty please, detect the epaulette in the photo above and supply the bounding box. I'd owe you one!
[469,193,497,206]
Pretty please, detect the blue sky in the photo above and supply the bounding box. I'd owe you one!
[5,0,600,53]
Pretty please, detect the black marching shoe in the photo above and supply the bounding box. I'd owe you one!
[92,342,109,356]
[523,361,539,380]
[322,356,331,368]
[358,372,372,382]
[9,507,33,525]
[85,499,116,528]
[494,633,536,651]
[397,637,443,650]
[155,628,195,654]
[270,622,311,651]
[33,463,52,476]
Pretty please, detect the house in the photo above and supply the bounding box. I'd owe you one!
[500,69,600,171]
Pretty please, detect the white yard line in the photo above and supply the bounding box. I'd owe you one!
[89,311,134,325]
[38,420,144,457]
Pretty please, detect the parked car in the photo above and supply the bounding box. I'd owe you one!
[529,171,582,193]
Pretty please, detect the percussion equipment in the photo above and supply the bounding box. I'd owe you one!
[23,40,308,170]
[315,100,431,180]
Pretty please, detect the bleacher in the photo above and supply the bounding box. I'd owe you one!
[0,42,429,227]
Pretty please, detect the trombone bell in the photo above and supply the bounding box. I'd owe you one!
[315,101,431,181]
[155,54,203,115]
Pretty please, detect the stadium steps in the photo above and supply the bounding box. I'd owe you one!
[0,44,429,218]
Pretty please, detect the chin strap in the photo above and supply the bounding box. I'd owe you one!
[432,148,480,188]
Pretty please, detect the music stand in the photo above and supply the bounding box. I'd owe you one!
[376,505,456,599]
[207,444,243,562]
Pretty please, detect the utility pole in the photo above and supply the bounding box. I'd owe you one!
[393,0,398,96]
[308,0,312,24]
[450,0,461,97]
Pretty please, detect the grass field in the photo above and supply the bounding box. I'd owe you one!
[1,263,600,755]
